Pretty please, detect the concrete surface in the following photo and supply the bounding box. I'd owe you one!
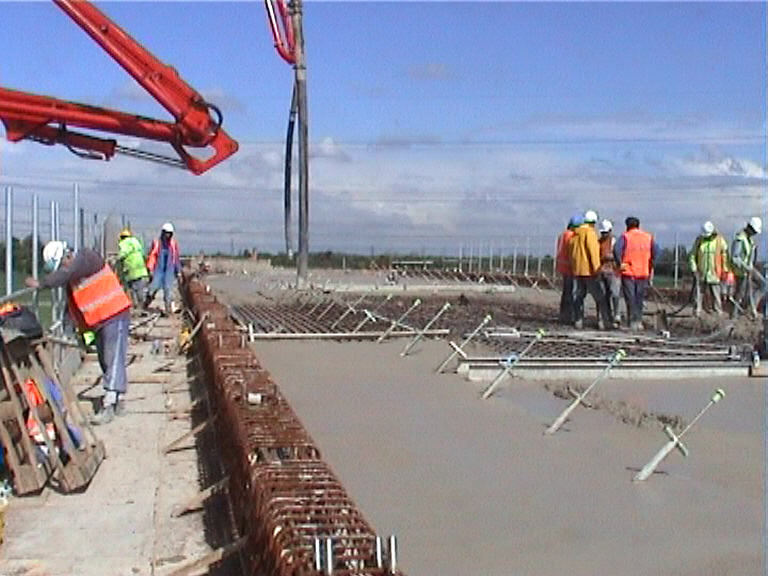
[0,313,217,576]
[246,336,764,576]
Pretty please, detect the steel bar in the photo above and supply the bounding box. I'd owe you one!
[436,314,492,373]
[481,328,545,399]
[544,348,626,434]
[377,299,422,343]
[329,292,368,330]
[633,388,725,482]
[353,294,393,333]
[401,301,451,356]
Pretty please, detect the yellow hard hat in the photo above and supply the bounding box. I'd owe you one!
[119,228,132,240]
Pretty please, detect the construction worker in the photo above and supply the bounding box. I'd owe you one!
[26,241,131,424]
[730,216,765,319]
[116,228,149,306]
[144,222,181,315]
[556,214,581,324]
[598,219,622,327]
[614,216,659,330]
[688,221,729,317]
[568,210,611,330]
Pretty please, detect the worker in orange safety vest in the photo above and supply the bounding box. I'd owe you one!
[26,241,131,424]
[613,216,659,330]
[144,222,181,316]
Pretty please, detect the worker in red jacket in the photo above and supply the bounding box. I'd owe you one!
[144,222,181,315]
[26,241,131,424]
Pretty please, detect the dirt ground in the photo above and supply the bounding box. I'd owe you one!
[207,271,765,576]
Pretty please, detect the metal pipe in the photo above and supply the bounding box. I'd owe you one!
[5,186,13,295]
[377,298,421,343]
[324,537,333,575]
[633,388,725,482]
[401,301,451,356]
[481,328,545,399]
[545,348,626,434]
[436,314,492,373]
[388,535,397,574]
[73,183,80,253]
[32,194,39,280]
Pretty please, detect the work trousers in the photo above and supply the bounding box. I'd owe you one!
[126,276,148,307]
[621,276,649,325]
[95,309,130,401]
[559,275,574,324]
[573,276,611,326]
[731,269,767,319]
[148,270,176,307]
[599,270,622,322]
[693,281,722,316]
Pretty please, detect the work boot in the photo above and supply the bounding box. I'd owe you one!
[597,319,606,331]
[164,301,172,316]
[115,397,127,416]
[574,319,583,330]
[91,404,115,426]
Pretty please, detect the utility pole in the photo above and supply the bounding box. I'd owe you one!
[290,0,309,287]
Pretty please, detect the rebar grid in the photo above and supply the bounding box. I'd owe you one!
[185,280,406,576]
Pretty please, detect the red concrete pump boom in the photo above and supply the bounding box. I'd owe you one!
[0,0,243,175]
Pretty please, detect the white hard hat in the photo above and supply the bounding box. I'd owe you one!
[161,222,175,234]
[701,221,715,236]
[583,210,598,224]
[42,240,67,272]
[599,219,613,234]
[748,216,762,234]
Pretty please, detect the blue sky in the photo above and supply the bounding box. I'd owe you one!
[0,1,765,256]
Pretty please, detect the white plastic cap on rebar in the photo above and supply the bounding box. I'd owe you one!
[42,240,67,272]
[161,222,175,234]
[701,221,715,236]
[748,216,762,234]
[599,219,613,233]
[583,210,598,224]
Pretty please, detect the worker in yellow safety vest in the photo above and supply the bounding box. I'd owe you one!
[689,221,729,317]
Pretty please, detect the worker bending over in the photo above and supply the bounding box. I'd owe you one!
[730,216,765,319]
[27,242,131,424]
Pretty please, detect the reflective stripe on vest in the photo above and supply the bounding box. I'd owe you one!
[70,264,131,328]
[621,229,653,278]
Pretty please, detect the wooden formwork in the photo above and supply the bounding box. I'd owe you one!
[0,336,104,495]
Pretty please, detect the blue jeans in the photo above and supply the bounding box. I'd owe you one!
[621,277,649,324]
[148,270,176,307]
[96,309,130,395]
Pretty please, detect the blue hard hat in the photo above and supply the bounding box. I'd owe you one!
[568,214,583,228]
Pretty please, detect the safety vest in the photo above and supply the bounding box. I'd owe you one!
[556,229,574,275]
[620,228,653,278]
[117,236,149,282]
[68,264,131,330]
[599,234,617,273]
[731,231,755,277]
[147,238,180,273]
[689,234,728,283]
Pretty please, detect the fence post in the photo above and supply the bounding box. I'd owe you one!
[5,186,13,295]
[673,232,679,289]
[73,183,80,253]
[512,241,518,276]
[524,237,530,276]
[32,194,39,280]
